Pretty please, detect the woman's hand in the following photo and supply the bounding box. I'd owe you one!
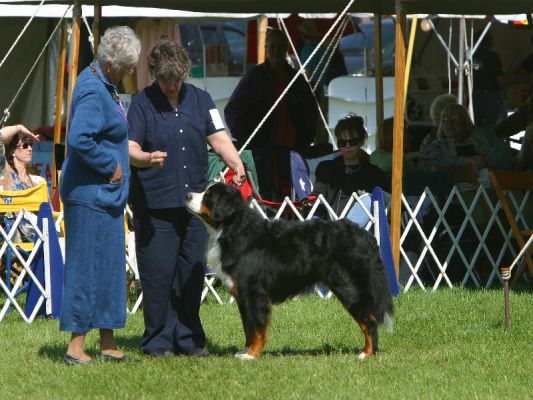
[128,140,167,169]
[232,164,247,187]
[148,151,167,168]
[109,163,123,183]
[0,124,39,144]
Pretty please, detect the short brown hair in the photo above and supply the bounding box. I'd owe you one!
[148,40,191,82]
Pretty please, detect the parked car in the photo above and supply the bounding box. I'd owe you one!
[179,21,246,77]
[339,18,395,76]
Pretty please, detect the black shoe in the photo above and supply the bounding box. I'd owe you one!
[63,354,92,365]
[100,352,129,362]
[176,347,210,357]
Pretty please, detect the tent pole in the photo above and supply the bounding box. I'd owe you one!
[457,17,466,105]
[374,13,384,142]
[93,1,101,55]
[257,15,267,64]
[404,15,417,103]
[391,4,407,281]
[64,0,82,149]
[51,19,67,197]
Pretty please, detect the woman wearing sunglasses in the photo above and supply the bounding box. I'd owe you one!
[312,114,389,216]
[0,124,42,242]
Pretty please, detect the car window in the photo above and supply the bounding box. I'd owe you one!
[200,27,221,46]
[224,28,245,74]
[179,22,246,77]
[339,19,395,76]
[180,24,202,55]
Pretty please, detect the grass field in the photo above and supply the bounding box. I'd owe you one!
[0,288,532,399]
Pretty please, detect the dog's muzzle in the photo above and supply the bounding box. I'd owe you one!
[186,191,204,214]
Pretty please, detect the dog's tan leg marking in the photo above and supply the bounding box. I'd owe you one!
[246,327,268,358]
[236,300,271,361]
[356,319,373,360]
[336,298,375,360]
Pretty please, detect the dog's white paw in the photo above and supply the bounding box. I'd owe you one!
[357,352,368,360]
[235,350,255,361]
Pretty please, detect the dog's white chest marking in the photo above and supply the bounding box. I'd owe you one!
[206,229,234,290]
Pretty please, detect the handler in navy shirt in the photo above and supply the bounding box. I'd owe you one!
[127,40,245,357]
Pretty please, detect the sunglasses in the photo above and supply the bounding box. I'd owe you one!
[337,138,361,148]
[17,142,33,149]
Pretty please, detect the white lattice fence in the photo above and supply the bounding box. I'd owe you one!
[0,209,51,322]
[4,184,528,320]
[400,184,531,292]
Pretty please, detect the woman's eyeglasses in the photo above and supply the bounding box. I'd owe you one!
[337,138,361,148]
[17,142,33,149]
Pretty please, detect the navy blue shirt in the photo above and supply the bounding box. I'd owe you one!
[128,82,224,210]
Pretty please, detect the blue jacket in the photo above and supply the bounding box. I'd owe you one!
[60,61,130,211]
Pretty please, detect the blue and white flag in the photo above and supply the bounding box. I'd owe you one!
[290,151,313,200]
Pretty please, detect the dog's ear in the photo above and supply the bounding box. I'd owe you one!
[210,184,243,224]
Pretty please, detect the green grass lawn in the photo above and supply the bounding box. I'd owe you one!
[0,288,531,399]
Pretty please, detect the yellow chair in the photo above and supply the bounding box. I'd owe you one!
[0,180,49,253]
[0,181,51,321]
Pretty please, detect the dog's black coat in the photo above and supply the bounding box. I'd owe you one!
[188,183,393,359]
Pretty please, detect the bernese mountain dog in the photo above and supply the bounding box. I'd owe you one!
[186,182,393,361]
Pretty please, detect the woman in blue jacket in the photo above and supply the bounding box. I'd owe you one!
[59,26,140,365]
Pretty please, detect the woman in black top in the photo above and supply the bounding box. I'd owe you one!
[312,114,388,215]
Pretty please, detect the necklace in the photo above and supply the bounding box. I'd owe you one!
[90,63,121,105]
[344,163,362,175]
[89,62,128,124]
[21,173,34,188]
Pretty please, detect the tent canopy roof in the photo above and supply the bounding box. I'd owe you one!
[2,0,533,15]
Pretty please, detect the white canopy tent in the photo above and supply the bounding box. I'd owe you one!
[1,0,532,275]
[2,0,533,14]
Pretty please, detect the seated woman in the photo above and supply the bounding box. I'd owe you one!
[370,117,434,173]
[419,93,458,152]
[0,124,42,242]
[419,103,514,174]
[312,113,389,218]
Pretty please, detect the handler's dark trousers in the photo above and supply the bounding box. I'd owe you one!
[134,207,207,355]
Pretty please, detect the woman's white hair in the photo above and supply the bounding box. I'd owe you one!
[96,26,141,71]
[429,93,457,126]
[436,103,474,139]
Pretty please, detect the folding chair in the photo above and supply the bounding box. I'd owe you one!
[289,150,313,200]
[0,181,59,321]
[201,266,224,304]
[488,170,533,286]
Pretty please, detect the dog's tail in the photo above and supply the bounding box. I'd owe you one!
[382,311,394,333]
